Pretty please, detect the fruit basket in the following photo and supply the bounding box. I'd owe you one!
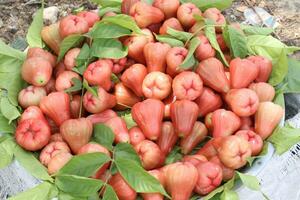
[0,1,300,200]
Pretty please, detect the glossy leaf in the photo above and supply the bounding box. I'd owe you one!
[121,113,136,129]
[89,22,131,39]
[114,143,141,165]
[166,27,193,42]
[203,186,225,200]
[283,58,300,93]
[26,8,44,48]
[240,25,273,36]
[101,14,142,34]
[0,112,15,134]
[93,123,115,150]
[236,171,260,191]
[58,34,85,62]
[155,35,184,47]
[220,189,239,200]
[75,43,91,75]
[0,138,16,169]
[102,185,118,200]
[83,79,98,97]
[165,146,183,164]
[180,37,200,69]
[99,7,121,17]
[0,96,21,123]
[91,0,122,7]
[223,25,248,58]
[64,78,83,93]
[90,38,128,59]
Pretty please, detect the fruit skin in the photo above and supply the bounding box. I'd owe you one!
[27,47,57,68]
[18,86,47,108]
[249,82,275,102]
[153,0,180,19]
[104,117,130,143]
[182,154,208,167]
[47,152,73,175]
[218,135,252,169]
[247,55,273,82]
[15,119,51,151]
[22,57,53,86]
[196,138,222,160]
[209,156,235,181]
[109,173,137,200]
[44,77,56,94]
[49,133,64,143]
[159,17,183,35]
[235,130,263,156]
[177,3,202,29]
[216,34,228,51]
[121,0,140,15]
[83,87,117,114]
[46,116,60,134]
[40,92,71,126]
[54,62,66,78]
[60,118,93,154]
[114,83,141,110]
[240,117,253,131]
[164,162,198,200]
[203,8,226,32]
[87,109,118,124]
[166,47,188,77]
[194,161,223,195]
[83,59,113,91]
[129,126,146,146]
[77,11,100,27]
[111,58,128,74]
[41,23,63,55]
[225,89,259,117]
[170,100,199,138]
[132,99,164,140]
[229,58,259,89]
[195,35,216,61]
[59,15,89,38]
[195,87,223,117]
[129,2,165,28]
[134,140,163,170]
[55,71,82,92]
[121,64,147,97]
[255,102,284,140]
[158,121,178,155]
[20,106,46,123]
[180,121,208,154]
[70,95,81,119]
[64,48,81,70]
[141,169,165,200]
[196,57,230,93]
[142,71,172,100]
[39,141,71,167]
[144,42,171,72]
[211,109,241,138]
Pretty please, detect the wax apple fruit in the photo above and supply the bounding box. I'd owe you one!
[59,15,89,38]
[114,83,141,110]
[235,130,263,156]
[121,0,140,15]
[70,95,81,119]
[41,23,62,55]
[87,109,117,124]
[39,141,71,166]
[177,3,201,28]
[109,173,137,200]
[129,126,146,146]
[158,121,178,155]
[49,133,64,143]
[144,42,171,72]
[195,35,216,61]
[209,156,235,181]
[20,106,45,122]
[104,117,130,143]
[159,18,183,35]
[27,47,57,68]
[77,11,100,27]
[182,154,207,167]
[153,0,180,19]
[195,87,222,117]
[196,138,222,160]
[249,82,275,102]
[166,47,188,77]
[55,71,82,92]
[203,8,226,32]
[18,86,47,108]
[64,48,81,70]
[47,152,72,174]
[247,55,273,82]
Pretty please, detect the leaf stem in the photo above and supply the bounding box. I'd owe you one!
[78,87,85,118]
[99,148,116,195]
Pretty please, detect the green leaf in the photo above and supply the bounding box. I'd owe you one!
[58,191,86,200]
[8,182,58,200]
[91,38,128,59]
[0,138,16,168]
[155,35,184,47]
[115,143,141,165]
[89,22,131,39]
[93,123,115,150]
[166,27,193,42]
[101,14,142,34]
[247,142,269,166]
[58,34,85,61]
[236,171,260,191]
[180,0,233,11]
[83,79,98,97]
[165,146,183,164]
[223,174,236,190]
[223,25,248,58]
[14,145,53,182]
[240,25,274,36]
[120,113,136,129]
[103,185,118,200]
[91,0,122,7]
[75,44,91,75]
[58,152,111,177]
[55,174,104,197]
[0,112,15,133]
[203,186,225,200]
[220,189,239,200]
[0,96,21,123]
[99,7,121,17]
[273,89,285,108]
[26,8,44,48]
[283,58,300,93]
[64,78,83,93]
[180,37,200,69]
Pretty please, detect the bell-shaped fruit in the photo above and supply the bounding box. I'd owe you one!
[111,58,127,74]
[211,109,241,138]
[55,71,82,92]
[121,0,140,15]
[180,121,208,154]
[109,173,137,200]
[240,117,253,130]
[59,15,89,38]
[158,121,178,155]
[196,138,222,160]
[27,47,57,68]
[170,100,199,137]
[104,117,130,143]
[249,82,275,102]
[60,118,93,154]
[247,55,273,82]
[41,23,62,55]
[203,8,226,32]
[141,169,166,200]
[166,47,188,77]
[209,156,235,181]
[159,17,183,35]
[153,0,180,19]
[172,71,203,100]
[177,3,201,28]
[144,42,171,72]
[195,87,222,117]
[129,126,146,146]
[77,11,100,27]
[64,48,81,70]
[235,130,263,156]
[18,86,47,108]
[87,109,118,124]
[49,133,64,143]
[255,102,284,140]
[132,99,164,140]
[182,154,207,167]
[114,83,141,110]
[47,152,73,174]
[40,92,71,126]
[19,106,46,123]
[196,57,230,93]
[195,35,216,61]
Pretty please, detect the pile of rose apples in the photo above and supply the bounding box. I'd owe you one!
[15,0,284,199]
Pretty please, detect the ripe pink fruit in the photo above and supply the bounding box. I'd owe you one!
[141,169,166,200]
[27,47,57,68]
[70,95,81,119]
[59,15,89,38]
[77,11,100,27]
[20,106,45,122]
[158,121,178,155]
[196,138,222,160]
[203,8,226,32]
[153,0,180,19]
[144,42,171,72]
[182,154,208,167]
[18,86,47,108]
[177,3,202,28]
[209,156,235,181]
[249,82,275,102]
[216,34,228,51]
[49,133,64,143]
[39,141,71,166]
[121,0,140,15]
[247,55,273,82]
[109,173,137,200]
[87,109,117,124]
[47,152,72,174]
[114,83,141,110]
[195,35,216,61]
[159,17,183,35]
[166,47,188,77]
[41,23,62,55]
[64,48,81,70]
[111,57,127,74]
[129,126,146,146]
[104,117,130,143]
[55,71,82,92]
[235,130,263,156]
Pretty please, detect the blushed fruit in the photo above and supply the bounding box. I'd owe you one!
[64,48,81,70]
[141,170,166,200]
[170,100,199,138]
[229,58,259,89]
[249,82,275,102]
[166,47,188,77]
[134,140,163,170]
[129,126,145,146]
[195,87,223,117]
[177,3,202,28]
[130,2,165,28]
[121,0,140,15]
[54,62,66,78]
[59,15,89,38]
[203,8,226,32]
[15,119,51,151]
[20,106,46,122]
[182,154,208,167]
[83,87,117,114]
[142,71,172,100]
[18,86,47,108]
[39,141,71,167]
[22,57,53,86]
[47,152,72,174]
[147,22,162,34]
[27,47,57,68]
[196,138,222,160]
[195,35,216,61]
[83,59,113,91]
[114,83,141,110]
[109,173,137,200]
[49,133,64,142]
[121,64,147,97]
[70,95,81,119]
[40,92,71,126]
[225,89,259,117]
[235,130,263,156]
[111,57,127,74]
[60,118,93,154]
[144,42,171,72]
[255,102,284,140]
[196,57,230,93]
[159,17,183,35]
[158,121,178,155]
[132,99,164,140]
[216,34,228,51]
[77,11,100,27]
[41,22,63,55]
[55,71,82,92]
[44,77,56,94]
[163,93,176,119]
[87,109,118,124]
[104,117,130,143]
[247,55,273,82]
[209,156,235,181]
[172,71,203,100]
[194,161,223,195]
[240,117,253,130]
[153,0,180,19]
